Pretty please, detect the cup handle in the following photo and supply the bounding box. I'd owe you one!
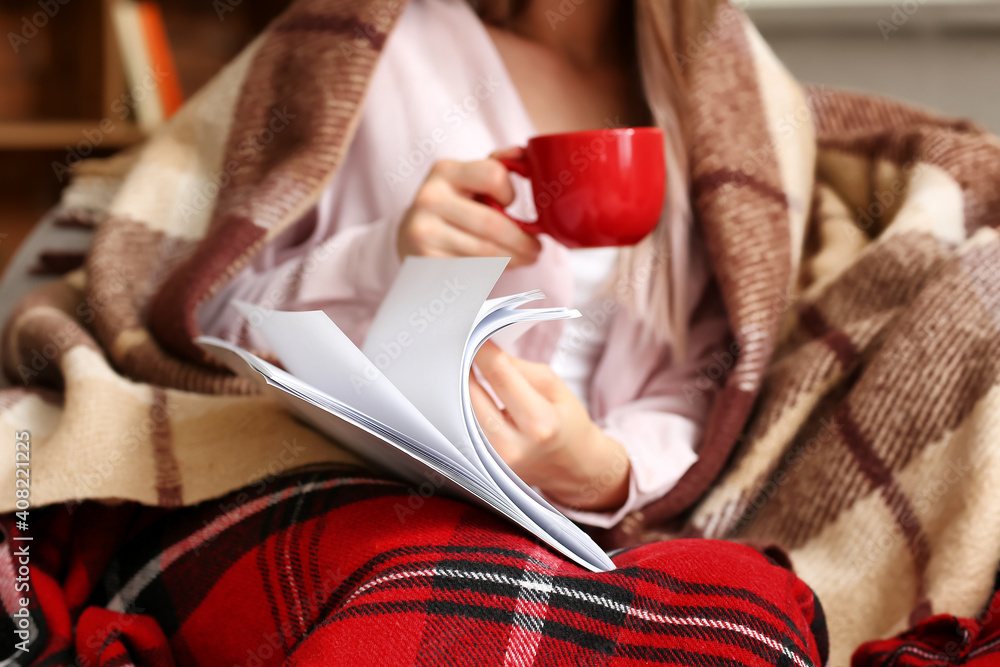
[474,156,543,236]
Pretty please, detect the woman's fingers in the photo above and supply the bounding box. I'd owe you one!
[474,342,560,445]
[433,193,541,264]
[469,373,521,458]
[507,355,562,401]
[469,375,508,436]
[400,159,541,266]
[488,146,525,161]
[406,210,515,260]
[431,159,515,206]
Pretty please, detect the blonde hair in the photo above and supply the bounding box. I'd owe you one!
[469,0,722,360]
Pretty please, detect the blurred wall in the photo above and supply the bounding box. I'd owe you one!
[748,2,1000,133]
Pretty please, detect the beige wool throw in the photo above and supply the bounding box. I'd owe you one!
[2,1,1000,663]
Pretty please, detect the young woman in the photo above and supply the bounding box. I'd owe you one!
[200,0,730,528]
[23,3,830,665]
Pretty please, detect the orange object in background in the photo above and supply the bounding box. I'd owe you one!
[136,1,184,118]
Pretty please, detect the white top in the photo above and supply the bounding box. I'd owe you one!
[200,0,709,528]
[549,248,619,406]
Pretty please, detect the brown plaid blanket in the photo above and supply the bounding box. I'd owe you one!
[1,0,999,663]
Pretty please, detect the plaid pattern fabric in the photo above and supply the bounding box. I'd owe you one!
[1,470,829,666]
[682,86,1000,664]
[852,593,1000,666]
[2,0,999,662]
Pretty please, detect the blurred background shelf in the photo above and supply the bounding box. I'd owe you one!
[0,0,294,276]
[0,121,145,150]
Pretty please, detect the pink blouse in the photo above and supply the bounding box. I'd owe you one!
[198,0,730,528]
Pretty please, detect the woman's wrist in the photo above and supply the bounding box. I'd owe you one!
[541,427,631,512]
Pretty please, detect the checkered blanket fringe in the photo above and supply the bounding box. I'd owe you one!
[1,470,830,666]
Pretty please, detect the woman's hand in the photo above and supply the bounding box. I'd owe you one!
[397,158,541,267]
[470,341,630,512]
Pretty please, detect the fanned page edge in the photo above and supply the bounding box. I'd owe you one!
[194,333,610,571]
[458,306,617,571]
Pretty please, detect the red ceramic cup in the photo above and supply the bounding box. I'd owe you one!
[479,127,666,248]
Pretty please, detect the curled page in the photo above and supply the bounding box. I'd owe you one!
[361,257,509,456]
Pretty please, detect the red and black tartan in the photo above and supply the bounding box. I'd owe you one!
[851,602,1000,667]
[1,470,835,666]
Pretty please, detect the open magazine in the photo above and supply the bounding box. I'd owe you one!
[196,257,615,572]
